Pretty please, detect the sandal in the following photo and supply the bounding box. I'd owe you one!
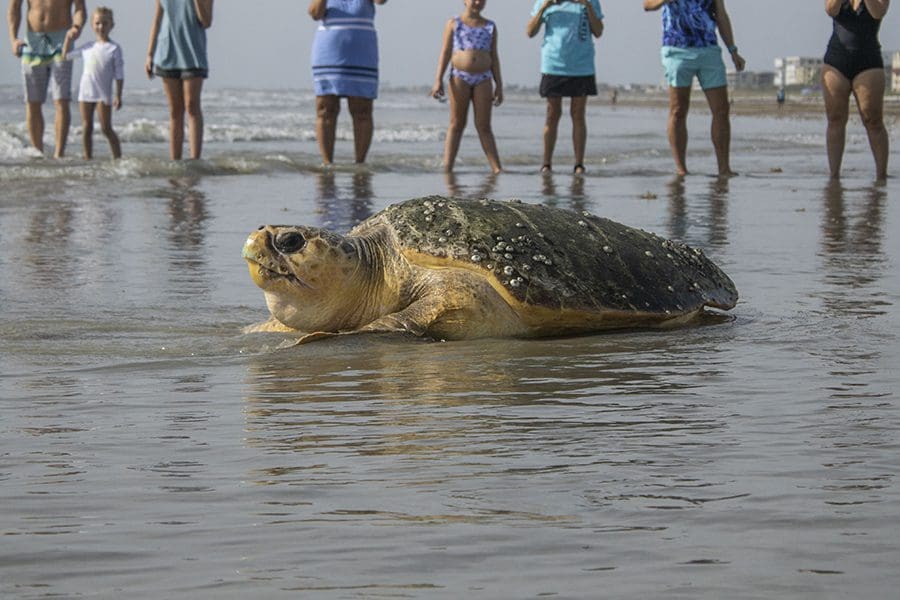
[573,164,585,174]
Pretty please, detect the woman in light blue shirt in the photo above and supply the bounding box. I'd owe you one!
[527,0,604,174]
[146,0,213,160]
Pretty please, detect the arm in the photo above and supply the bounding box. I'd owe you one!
[62,0,87,59]
[194,0,213,28]
[864,0,890,18]
[492,25,503,106]
[713,0,744,72]
[430,18,453,99]
[69,0,85,40]
[145,0,163,79]
[308,0,327,20]
[114,45,124,109]
[825,0,842,16]
[643,0,669,11]
[526,0,554,38]
[581,0,603,37]
[8,0,25,57]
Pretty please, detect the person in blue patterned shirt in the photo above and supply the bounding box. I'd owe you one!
[644,0,744,177]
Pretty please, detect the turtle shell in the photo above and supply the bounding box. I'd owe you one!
[351,196,737,316]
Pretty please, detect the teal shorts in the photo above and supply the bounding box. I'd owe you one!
[661,46,727,90]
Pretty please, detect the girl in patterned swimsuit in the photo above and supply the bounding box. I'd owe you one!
[431,0,503,174]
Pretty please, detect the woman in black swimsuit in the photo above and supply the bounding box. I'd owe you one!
[822,0,890,181]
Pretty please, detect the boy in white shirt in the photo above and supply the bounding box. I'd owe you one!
[63,6,123,159]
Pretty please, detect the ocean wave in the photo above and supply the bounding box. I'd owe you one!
[0,126,41,160]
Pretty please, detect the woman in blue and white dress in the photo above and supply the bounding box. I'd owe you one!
[309,0,387,165]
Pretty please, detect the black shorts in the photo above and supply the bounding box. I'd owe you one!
[539,74,597,98]
[154,66,209,80]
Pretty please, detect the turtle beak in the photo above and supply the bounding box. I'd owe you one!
[243,228,280,288]
[242,228,266,262]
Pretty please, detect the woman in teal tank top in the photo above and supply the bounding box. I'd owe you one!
[146,0,214,160]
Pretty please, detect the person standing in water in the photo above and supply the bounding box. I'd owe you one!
[7,0,86,157]
[431,0,504,174]
[527,0,605,175]
[145,0,214,160]
[64,5,124,159]
[309,0,387,166]
[644,0,745,177]
[822,0,890,182]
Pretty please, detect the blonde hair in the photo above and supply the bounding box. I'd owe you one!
[94,6,114,21]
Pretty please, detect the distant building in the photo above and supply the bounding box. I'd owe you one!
[774,56,823,88]
[891,51,900,93]
[728,70,776,90]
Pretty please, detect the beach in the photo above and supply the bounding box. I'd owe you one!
[1,85,899,598]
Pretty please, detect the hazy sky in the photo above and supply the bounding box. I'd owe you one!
[2,1,899,90]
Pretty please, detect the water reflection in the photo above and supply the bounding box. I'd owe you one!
[444,172,497,199]
[240,333,732,467]
[24,200,76,291]
[158,177,210,299]
[315,170,374,230]
[665,176,729,249]
[538,172,587,212]
[818,181,886,315]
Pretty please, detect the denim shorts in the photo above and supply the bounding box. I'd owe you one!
[154,66,208,80]
[661,46,727,90]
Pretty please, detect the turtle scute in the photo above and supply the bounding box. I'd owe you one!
[351,196,738,316]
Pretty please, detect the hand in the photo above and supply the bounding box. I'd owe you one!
[67,24,82,42]
[145,55,155,79]
[11,39,26,58]
[493,86,503,107]
[731,51,745,72]
[430,81,445,101]
[114,97,122,110]
[62,30,76,59]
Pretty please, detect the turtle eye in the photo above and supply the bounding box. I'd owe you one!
[273,231,306,254]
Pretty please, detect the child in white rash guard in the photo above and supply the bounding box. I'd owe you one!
[64,6,124,159]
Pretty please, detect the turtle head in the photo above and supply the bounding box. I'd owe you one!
[243,225,372,332]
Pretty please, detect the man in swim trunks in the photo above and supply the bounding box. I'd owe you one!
[7,0,86,157]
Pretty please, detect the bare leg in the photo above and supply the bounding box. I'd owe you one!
[315,95,339,165]
[97,102,121,159]
[471,80,502,174]
[851,68,889,181]
[80,101,95,159]
[183,77,204,160]
[25,101,45,153]
[570,95,588,172]
[542,96,562,170]
[347,96,374,163]
[162,77,186,160]
[822,65,852,180]
[444,77,472,173]
[52,99,70,158]
[667,86,691,176]
[703,85,736,176]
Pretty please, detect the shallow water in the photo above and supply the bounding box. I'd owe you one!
[2,89,899,598]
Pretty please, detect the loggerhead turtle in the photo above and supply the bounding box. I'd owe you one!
[242,196,738,343]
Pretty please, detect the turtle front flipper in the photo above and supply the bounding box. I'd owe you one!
[291,297,447,345]
[360,295,447,338]
[243,317,300,334]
